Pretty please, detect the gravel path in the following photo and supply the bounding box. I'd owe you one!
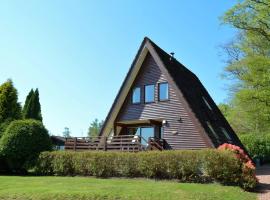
[256,164,270,200]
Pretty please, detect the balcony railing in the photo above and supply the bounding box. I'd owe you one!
[64,135,164,152]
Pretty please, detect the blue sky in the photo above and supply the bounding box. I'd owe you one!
[0,1,236,136]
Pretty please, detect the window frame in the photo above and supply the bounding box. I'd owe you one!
[220,127,232,141]
[206,121,219,140]
[144,84,155,103]
[132,87,141,104]
[158,82,169,102]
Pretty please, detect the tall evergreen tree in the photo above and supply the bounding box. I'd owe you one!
[33,89,42,121]
[22,89,34,119]
[23,88,43,121]
[0,79,22,136]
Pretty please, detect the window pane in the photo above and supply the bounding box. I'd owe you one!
[202,96,212,110]
[132,87,141,104]
[221,127,232,140]
[127,127,140,135]
[141,127,154,146]
[159,82,169,101]
[145,85,155,103]
[206,121,219,140]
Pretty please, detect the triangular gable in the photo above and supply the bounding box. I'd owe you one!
[100,37,213,148]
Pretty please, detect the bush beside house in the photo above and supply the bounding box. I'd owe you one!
[36,147,257,190]
[0,120,52,173]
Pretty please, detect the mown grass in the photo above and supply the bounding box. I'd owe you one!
[0,176,256,200]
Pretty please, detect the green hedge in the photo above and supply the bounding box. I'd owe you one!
[35,150,256,190]
[240,133,270,163]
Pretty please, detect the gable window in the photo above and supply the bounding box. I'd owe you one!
[206,121,219,140]
[159,82,169,101]
[144,85,155,103]
[221,127,232,141]
[132,87,141,104]
[202,96,212,110]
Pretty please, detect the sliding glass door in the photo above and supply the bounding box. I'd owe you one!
[140,127,154,145]
[127,126,155,146]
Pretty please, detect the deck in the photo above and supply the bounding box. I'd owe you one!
[64,135,164,152]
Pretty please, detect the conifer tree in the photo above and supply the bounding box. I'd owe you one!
[0,79,22,122]
[0,79,22,136]
[22,89,34,119]
[23,88,43,121]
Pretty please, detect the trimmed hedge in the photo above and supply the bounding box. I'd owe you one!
[35,149,256,190]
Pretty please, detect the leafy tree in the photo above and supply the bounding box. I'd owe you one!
[87,119,103,137]
[0,80,22,137]
[62,127,71,138]
[22,89,43,121]
[220,0,270,134]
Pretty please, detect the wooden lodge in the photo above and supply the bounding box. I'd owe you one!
[65,37,244,152]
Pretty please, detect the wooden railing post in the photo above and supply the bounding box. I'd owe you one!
[73,137,77,151]
[103,136,107,151]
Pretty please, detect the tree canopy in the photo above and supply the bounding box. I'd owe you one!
[220,0,270,134]
[0,80,22,137]
[88,119,103,137]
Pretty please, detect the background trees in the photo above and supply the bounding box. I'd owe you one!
[62,127,71,138]
[0,80,49,173]
[220,0,270,134]
[88,119,103,137]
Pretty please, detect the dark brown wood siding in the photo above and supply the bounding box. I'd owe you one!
[115,53,209,149]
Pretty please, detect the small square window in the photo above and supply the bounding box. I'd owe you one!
[159,82,169,101]
[132,87,141,104]
[144,85,155,103]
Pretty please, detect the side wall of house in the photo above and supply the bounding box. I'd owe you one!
[115,53,210,149]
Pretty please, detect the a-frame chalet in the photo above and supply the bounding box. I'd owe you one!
[99,37,244,150]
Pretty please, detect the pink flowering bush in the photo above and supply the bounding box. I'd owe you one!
[218,143,258,190]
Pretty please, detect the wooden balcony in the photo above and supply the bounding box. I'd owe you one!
[64,135,164,152]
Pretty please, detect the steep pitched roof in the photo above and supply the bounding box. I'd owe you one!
[147,38,244,148]
[100,37,244,149]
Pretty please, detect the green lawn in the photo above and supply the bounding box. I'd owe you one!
[0,176,256,200]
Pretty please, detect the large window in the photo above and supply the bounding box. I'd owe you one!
[144,85,155,103]
[132,87,141,104]
[159,82,169,101]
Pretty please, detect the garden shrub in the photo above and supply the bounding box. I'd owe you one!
[0,119,52,172]
[203,149,241,184]
[240,133,270,163]
[218,143,257,190]
[35,147,257,190]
